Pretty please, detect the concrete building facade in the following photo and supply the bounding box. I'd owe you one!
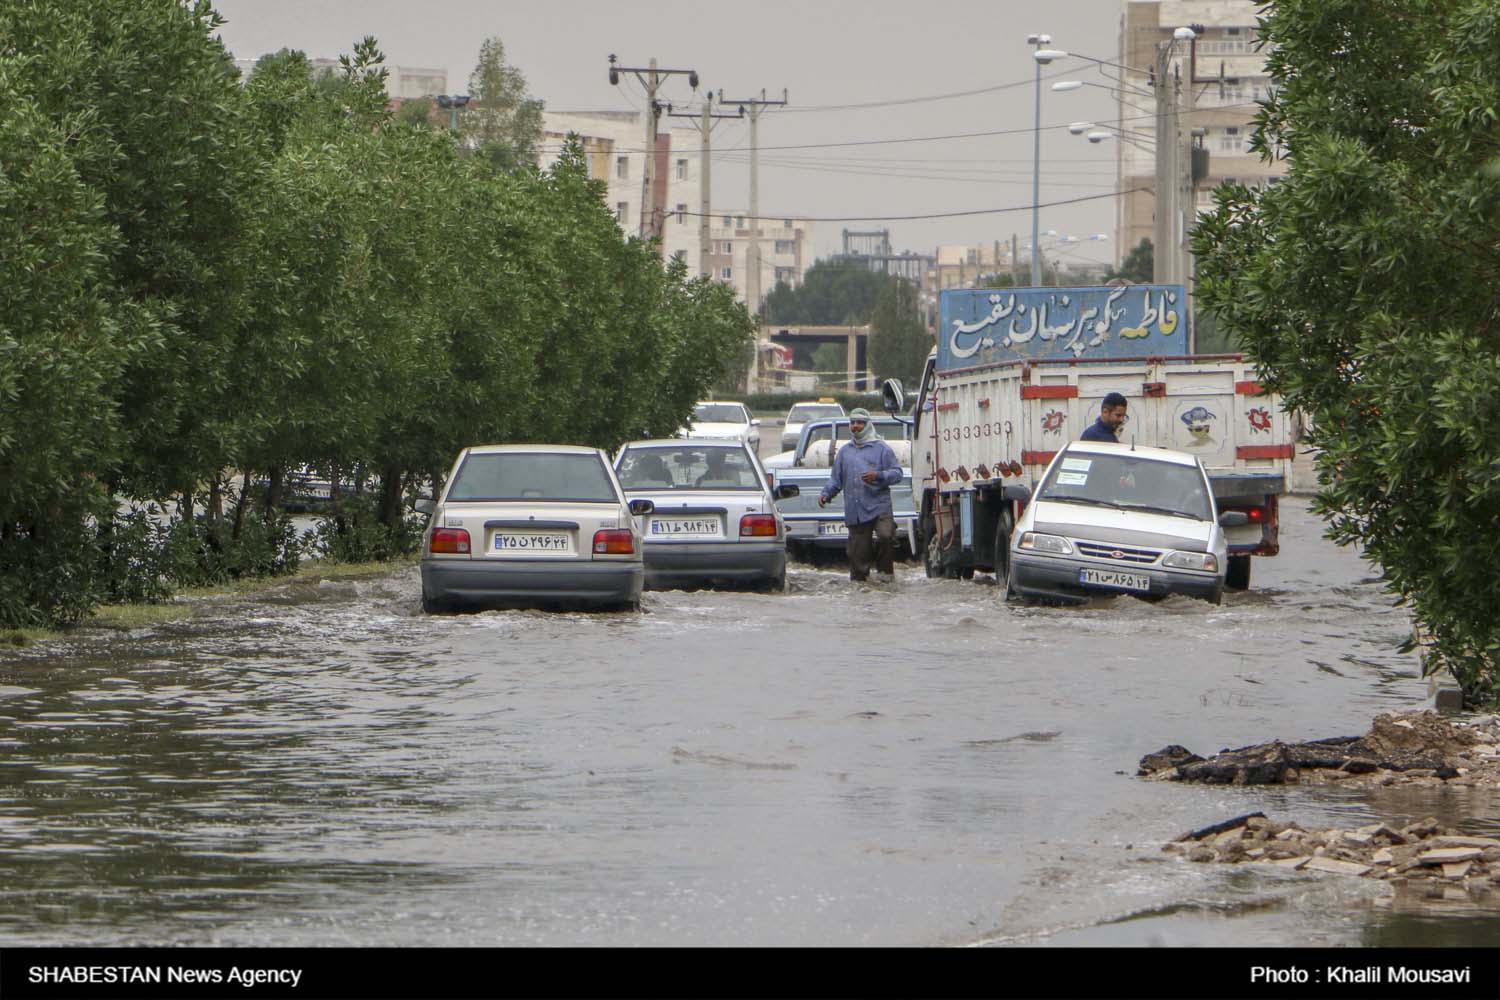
[1116,1,1286,263]
[707,211,813,312]
[539,110,705,269]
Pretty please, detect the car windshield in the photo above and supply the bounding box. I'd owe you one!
[617,446,761,491]
[693,403,747,423]
[447,453,617,503]
[788,404,843,422]
[1038,452,1212,521]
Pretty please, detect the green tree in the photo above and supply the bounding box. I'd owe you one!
[868,279,932,384]
[463,36,544,173]
[1193,0,1500,705]
[762,259,896,326]
[1103,238,1153,284]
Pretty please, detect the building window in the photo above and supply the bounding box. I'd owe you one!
[722,215,732,226]
[616,202,628,223]
[783,219,792,228]
[676,158,688,180]
[775,267,794,284]
[720,240,733,254]
[774,240,794,254]
[676,203,687,224]
[673,250,687,262]
[616,156,629,179]
[721,267,733,280]
[736,216,745,228]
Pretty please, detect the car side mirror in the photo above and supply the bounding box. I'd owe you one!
[751,418,762,427]
[1218,510,1249,528]
[414,498,435,515]
[882,378,906,415]
[1002,484,1031,503]
[628,498,655,516]
[773,483,800,500]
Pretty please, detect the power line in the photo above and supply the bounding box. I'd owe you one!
[675,187,1150,224]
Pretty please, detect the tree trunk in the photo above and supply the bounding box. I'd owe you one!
[265,466,283,520]
[379,464,403,530]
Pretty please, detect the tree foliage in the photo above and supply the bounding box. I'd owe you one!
[463,36,545,173]
[1193,0,1500,705]
[1103,238,1153,284]
[868,279,933,384]
[0,12,750,627]
[762,259,897,326]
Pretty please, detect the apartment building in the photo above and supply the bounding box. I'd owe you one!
[539,110,703,267]
[233,58,446,100]
[1116,1,1287,263]
[706,212,813,313]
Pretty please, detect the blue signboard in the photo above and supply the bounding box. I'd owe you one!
[937,284,1189,371]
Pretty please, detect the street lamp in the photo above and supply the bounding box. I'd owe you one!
[1028,34,1067,286]
[435,94,470,131]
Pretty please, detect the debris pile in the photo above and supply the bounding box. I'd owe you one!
[1137,711,1500,788]
[1162,812,1500,895]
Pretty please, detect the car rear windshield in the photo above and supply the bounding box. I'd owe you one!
[1038,452,1211,521]
[788,404,843,422]
[447,453,617,503]
[617,446,761,491]
[802,419,907,446]
[693,403,746,423]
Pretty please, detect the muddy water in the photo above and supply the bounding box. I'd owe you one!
[1,497,1496,947]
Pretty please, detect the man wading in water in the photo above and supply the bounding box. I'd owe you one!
[819,408,902,582]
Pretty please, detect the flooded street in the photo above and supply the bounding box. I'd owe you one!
[2,496,1497,947]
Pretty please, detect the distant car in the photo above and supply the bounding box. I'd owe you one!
[1007,441,1248,605]
[682,401,760,451]
[780,400,845,452]
[418,444,650,613]
[615,440,796,591]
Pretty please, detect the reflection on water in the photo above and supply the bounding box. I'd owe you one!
[0,499,1489,946]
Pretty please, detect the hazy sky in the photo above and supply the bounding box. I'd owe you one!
[211,0,1129,265]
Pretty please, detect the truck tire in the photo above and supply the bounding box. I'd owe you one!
[992,510,1015,599]
[1225,554,1252,591]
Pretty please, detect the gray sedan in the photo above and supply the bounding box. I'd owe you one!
[420,445,648,612]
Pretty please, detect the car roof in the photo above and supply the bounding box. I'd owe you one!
[461,444,603,456]
[1063,441,1198,466]
[621,439,749,450]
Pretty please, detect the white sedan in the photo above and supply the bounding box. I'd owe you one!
[419,444,651,612]
[680,400,761,451]
[615,440,795,591]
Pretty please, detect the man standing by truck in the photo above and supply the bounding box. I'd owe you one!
[1081,392,1129,442]
[819,408,903,582]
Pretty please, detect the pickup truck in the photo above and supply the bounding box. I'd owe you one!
[883,284,1291,590]
[767,417,919,563]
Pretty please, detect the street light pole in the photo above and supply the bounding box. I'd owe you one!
[1028,36,1067,287]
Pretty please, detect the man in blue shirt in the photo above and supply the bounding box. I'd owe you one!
[1081,392,1129,442]
[819,408,903,582]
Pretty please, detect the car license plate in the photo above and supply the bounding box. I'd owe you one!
[818,521,849,537]
[1080,568,1150,592]
[492,532,571,553]
[650,517,720,537]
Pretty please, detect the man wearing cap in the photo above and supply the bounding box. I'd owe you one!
[819,408,902,582]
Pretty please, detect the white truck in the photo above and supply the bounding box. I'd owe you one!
[883,284,1293,590]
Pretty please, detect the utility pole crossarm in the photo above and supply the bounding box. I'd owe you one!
[608,55,699,246]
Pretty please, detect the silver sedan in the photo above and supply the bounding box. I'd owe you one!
[615,440,795,591]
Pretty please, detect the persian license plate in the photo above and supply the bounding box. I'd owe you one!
[818,521,849,537]
[492,532,570,553]
[650,517,720,537]
[1080,568,1149,592]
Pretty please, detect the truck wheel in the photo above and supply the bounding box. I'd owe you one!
[992,511,1014,598]
[1225,554,1252,591]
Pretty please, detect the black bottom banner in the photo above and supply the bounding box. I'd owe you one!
[1,946,1496,1000]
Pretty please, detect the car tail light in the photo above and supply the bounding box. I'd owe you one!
[1226,505,1265,522]
[592,528,635,554]
[740,514,778,537]
[429,527,471,554]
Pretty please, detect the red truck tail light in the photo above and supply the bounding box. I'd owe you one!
[429,527,471,554]
[592,528,635,554]
[740,514,778,537]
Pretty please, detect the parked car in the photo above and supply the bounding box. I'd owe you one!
[1006,441,1249,605]
[681,401,760,451]
[418,445,651,613]
[780,399,845,452]
[614,440,796,591]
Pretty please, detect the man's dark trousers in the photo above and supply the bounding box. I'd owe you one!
[846,513,896,581]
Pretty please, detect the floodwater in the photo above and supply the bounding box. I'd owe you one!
[1,497,1497,947]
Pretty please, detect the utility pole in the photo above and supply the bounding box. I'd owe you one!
[667,94,743,278]
[1151,41,1178,286]
[608,55,699,247]
[719,87,786,392]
